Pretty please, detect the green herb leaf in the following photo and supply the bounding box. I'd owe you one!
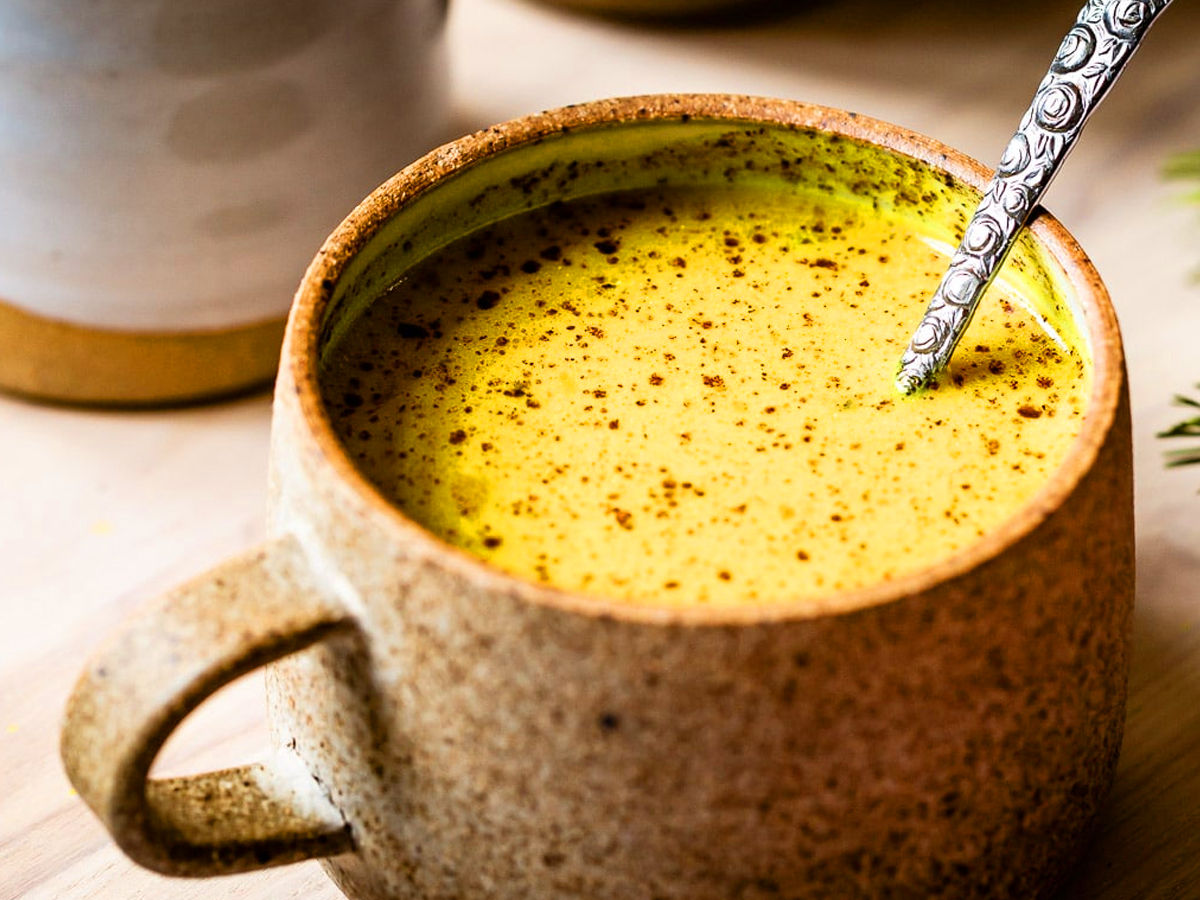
[1159,386,1200,469]
[1166,149,1200,282]
[1165,449,1200,469]
[1164,149,1200,180]
[1162,148,1200,474]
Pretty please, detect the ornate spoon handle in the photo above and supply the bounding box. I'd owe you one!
[895,0,1174,395]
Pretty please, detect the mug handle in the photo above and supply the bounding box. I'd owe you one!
[60,534,355,876]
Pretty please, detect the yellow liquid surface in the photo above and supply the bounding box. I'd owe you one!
[322,185,1089,608]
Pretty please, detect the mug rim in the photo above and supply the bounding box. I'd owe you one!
[284,93,1125,627]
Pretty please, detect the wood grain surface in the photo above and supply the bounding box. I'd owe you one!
[4,0,1200,896]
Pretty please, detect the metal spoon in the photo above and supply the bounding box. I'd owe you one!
[895,0,1175,395]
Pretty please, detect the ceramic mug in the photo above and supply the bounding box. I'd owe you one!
[0,0,447,404]
[61,95,1133,899]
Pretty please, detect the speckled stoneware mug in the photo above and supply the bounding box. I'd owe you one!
[62,95,1133,899]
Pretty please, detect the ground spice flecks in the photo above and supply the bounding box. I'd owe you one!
[321,184,1089,609]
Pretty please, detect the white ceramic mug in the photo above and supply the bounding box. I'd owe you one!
[0,0,448,403]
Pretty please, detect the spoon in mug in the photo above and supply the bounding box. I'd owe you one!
[895,0,1175,395]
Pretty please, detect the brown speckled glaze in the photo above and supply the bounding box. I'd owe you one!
[61,95,1133,899]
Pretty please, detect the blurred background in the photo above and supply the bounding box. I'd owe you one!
[3,0,1199,896]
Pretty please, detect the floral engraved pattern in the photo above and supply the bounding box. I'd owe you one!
[911,316,951,354]
[1052,25,1097,73]
[1105,0,1153,38]
[896,0,1173,394]
[996,133,1032,177]
[942,268,985,307]
[1034,82,1086,132]
[995,181,1034,217]
[964,215,1006,256]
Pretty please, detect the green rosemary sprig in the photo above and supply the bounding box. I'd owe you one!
[1166,149,1200,282]
[1160,151,1200,470]
[1164,149,1200,189]
[1158,387,1200,468]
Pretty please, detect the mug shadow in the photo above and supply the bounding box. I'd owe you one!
[465,0,1200,164]
[615,0,1081,108]
[513,0,827,29]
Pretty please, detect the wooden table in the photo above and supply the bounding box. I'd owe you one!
[5,0,1200,896]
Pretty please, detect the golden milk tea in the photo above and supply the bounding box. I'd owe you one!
[320,183,1088,608]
